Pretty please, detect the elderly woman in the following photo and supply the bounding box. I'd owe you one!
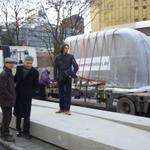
[39,68,50,100]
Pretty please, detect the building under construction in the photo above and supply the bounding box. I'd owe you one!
[90,0,150,31]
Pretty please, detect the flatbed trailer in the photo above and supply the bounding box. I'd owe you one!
[105,91,150,115]
[47,80,150,115]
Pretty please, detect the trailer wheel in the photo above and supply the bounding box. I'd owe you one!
[117,97,135,115]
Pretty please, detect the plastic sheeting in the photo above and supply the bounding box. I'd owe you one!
[65,28,150,88]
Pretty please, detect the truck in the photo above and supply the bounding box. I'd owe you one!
[63,28,150,115]
[10,46,38,67]
[0,46,38,74]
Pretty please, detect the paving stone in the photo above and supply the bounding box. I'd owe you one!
[0,129,64,150]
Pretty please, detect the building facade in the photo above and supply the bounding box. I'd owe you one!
[91,0,150,31]
[62,14,84,37]
[19,25,53,48]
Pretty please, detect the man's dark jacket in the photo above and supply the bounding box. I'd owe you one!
[13,66,39,118]
[54,53,79,81]
[0,67,16,107]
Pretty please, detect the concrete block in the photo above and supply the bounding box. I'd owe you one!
[32,100,150,131]
[1,100,150,150]
[26,101,150,149]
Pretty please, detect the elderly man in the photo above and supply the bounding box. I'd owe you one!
[13,56,39,139]
[0,58,16,142]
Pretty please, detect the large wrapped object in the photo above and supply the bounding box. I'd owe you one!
[65,28,150,88]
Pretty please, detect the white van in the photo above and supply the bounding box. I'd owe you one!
[9,46,38,67]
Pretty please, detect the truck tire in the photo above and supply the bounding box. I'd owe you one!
[117,97,135,115]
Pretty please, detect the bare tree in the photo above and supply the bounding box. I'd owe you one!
[0,0,38,45]
[27,0,102,56]
[28,25,54,63]
[0,0,15,45]
[44,0,91,54]
[9,0,25,45]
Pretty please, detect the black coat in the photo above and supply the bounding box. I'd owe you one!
[54,53,79,81]
[13,66,39,118]
[0,68,16,107]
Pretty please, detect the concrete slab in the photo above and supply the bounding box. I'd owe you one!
[1,99,150,150]
[28,101,150,150]
[32,100,150,131]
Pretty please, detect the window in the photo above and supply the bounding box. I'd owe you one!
[135,6,139,10]
[143,18,147,20]
[134,18,139,22]
[143,6,147,9]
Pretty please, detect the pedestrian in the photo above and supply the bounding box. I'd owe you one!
[13,56,39,139]
[54,44,79,115]
[0,58,16,142]
[39,68,50,100]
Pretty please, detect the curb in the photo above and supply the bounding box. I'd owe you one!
[0,138,25,150]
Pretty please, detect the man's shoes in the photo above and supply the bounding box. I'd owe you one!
[65,111,71,115]
[56,110,71,115]
[56,110,64,113]
[2,135,15,142]
[16,131,22,137]
[23,134,32,140]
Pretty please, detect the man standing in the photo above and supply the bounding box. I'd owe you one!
[0,58,16,142]
[13,56,39,139]
[54,44,78,115]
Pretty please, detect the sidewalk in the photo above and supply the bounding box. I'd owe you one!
[0,128,64,150]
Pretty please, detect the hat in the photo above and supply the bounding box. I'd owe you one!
[4,57,16,63]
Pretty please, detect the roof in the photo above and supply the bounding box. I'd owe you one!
[102,20,150,30]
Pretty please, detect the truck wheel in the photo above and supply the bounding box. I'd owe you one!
[117,97,135,115]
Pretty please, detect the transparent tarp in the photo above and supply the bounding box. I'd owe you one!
[65,28,150,89]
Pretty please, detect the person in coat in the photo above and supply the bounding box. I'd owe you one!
[13,56,39,139]
[0,58,16,142]
[39,69,50,100]
[54,44,79,115]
